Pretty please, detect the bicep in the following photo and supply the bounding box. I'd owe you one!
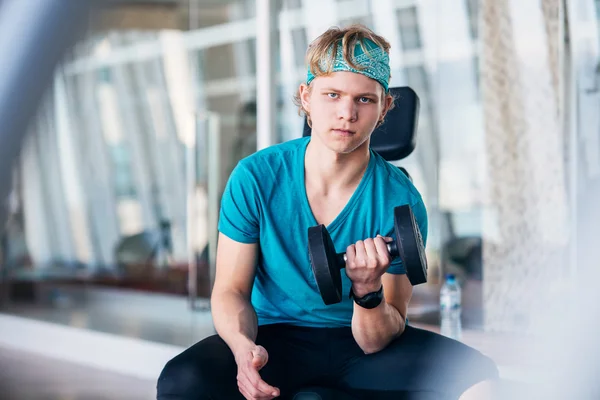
[212,232,259,299]
[214,161,262,299]
[218,162,260,244]
[382,273,412,320]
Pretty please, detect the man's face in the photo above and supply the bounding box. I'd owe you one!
[301,71,390,155]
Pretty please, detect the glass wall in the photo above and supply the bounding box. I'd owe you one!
[1,0,552,340]
[570,0,600,276]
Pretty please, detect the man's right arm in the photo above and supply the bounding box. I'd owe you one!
[211,232,259,356]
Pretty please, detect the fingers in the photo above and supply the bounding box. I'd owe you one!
[239,384,275,400]
[238,367,279,399]
[377,234,393,243]
[347,236,393,271]
[253,373,280,398]
[346,242,356,265]
[362,238,392,269]
[237,347,280,400]
[354,240,368,268]
[374,235,392,265]
[363,238,379,268]
[252,346,268,370]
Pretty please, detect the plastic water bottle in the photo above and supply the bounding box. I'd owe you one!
[440,274,462,340]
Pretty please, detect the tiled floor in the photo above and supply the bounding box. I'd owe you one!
[0,346,156,400]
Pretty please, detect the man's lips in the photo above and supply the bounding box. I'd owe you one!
[332,129,356,136]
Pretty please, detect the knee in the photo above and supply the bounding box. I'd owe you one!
[460,353,506,400]
[156,356,207,399]
[479,354,500,380]
[465,351,499,383]
[459,379,495,400]
[460,354,500,398]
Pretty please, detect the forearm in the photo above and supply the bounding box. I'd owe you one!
[211,290,258,354]
[351,286,406,354]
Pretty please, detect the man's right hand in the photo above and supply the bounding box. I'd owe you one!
[235,344,280,399]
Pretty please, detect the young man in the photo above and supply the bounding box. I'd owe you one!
[157,25,499,400]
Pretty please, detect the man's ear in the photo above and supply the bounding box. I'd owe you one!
[299,83,311,113]
[380,93,394,120]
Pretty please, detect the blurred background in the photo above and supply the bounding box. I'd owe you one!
[0,0,598,398]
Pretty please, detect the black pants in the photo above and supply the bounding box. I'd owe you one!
[157,324,499,400]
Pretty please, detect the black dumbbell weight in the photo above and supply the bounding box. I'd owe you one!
[308,204,428,305]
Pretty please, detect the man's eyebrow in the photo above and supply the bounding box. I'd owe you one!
[320,87,341,93]
[320,88,379,97]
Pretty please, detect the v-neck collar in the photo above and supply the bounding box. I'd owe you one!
[298,137,376,232]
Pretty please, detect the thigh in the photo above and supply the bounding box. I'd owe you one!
[336,326,499,400]
[257,324,332,398]
[157,334,241,400]
[157,325,325,400]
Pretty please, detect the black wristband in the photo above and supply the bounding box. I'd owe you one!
[349,285,384,309]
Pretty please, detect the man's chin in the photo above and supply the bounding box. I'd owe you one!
[311,132,367,154]
[326,142,359,155]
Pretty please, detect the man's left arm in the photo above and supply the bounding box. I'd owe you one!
[351,273,412,354]
[349,199,428,354]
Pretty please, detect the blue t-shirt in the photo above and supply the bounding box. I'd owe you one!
[218,137,428,328]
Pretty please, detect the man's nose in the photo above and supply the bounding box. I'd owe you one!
[337,98,357,122]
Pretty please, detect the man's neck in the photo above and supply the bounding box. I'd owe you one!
[305,139,370,195]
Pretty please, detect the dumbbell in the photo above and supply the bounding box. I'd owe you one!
[307,204,427,305]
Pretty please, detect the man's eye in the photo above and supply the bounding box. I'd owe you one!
[327,93,338,98]
[359,97,372,103]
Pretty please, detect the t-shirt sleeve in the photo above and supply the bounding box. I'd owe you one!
[387,197,428,275]
[218,161,260,244]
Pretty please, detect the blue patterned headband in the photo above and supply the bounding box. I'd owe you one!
[306,38,391,93]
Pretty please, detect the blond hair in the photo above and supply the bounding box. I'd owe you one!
[293,24,395,126]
